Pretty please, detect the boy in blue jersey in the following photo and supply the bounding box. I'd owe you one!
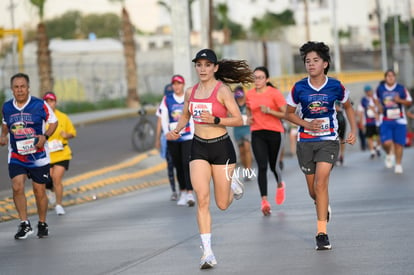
[285,41,357,251]
[375,69,412,173]
[0,73,58,239]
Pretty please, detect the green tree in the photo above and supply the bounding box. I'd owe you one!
[250,10,295,68]
[81,13,121,38]
[45,11,82,39]
[109,0,139,108]
[213,6,245,41]
[29,0,53,96]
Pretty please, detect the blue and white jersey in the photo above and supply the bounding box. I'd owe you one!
[2,95,57,167]
[157,93,193,142]
[286,76,349,142]
[375,82,412,125]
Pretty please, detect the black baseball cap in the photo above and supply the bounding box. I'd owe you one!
[192,49,217,64]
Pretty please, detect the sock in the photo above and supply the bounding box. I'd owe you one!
[317,220,327,234]
[201,233,212,255]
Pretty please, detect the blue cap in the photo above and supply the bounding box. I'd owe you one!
[364,85,372,92]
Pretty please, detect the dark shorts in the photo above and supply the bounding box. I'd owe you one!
[365,125,379,138]
[51,160,70,170]
[296,140,339,175]
[190,133,236,165]
[9,163,51,184]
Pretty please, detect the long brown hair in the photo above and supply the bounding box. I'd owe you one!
[215,59,254,85]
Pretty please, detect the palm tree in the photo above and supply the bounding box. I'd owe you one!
[110,0,139,108]
[158,0,195,31]
[216,3,231,44]
[29,0,53,96]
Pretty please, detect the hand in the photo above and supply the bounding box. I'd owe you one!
[166,130,181,140]
[0,136,8,146]
[307,119,324,131]
[35,134,47,149]
[345,132,356,145]
[260,105,270,114]
[200,110,214,123]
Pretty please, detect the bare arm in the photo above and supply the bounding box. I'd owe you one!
[343,99,357,145]
[199,85,243,127]
[0,123,9,146]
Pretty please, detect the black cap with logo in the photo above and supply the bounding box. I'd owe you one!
[192,49,218,64]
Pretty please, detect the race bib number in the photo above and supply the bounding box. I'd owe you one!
[48,139,64,152]
[190,102,212,122]
[16,138,37,155]
[304,117,331,136]
[386,108,400,119]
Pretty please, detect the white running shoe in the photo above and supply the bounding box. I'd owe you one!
[200,251,217,269]
[187,193,195,207]
[394,164,403,174]
[55,204,65,215]
[177,192,187,206]
[47,190,56,205]
[231,177,244,200]
[384,154,394,169]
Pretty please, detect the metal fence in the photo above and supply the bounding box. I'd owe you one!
[0,60,173,104]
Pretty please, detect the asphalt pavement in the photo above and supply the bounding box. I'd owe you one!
[0,141,413,274]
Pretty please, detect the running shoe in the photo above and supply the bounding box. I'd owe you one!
[14,221,34,240]
[385,154,394,168]
[275,182,285,205]
[170,192,178,201]
[327,205,331,223]
[187,193,195,207]
[199,252,217,269]
[315,233,332,250]
[177,192,187,206]
[46,189,56,205]
[231,177,244,200]
[37,222,49,238]
[55,204,65,215]
[394,164,403,174]
[261,199,271,216]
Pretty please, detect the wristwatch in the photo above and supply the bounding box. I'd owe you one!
[44,134,50,140]
[214,117,221,125]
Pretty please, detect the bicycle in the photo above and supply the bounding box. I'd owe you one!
[131,107,156,152]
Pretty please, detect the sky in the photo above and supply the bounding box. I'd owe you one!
[0,0,162,32]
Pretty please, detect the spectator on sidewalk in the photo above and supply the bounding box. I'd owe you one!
[0,73,58,239]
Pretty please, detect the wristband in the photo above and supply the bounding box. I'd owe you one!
[44,134,49,140]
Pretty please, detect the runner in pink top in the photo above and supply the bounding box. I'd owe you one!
[166,49,253,269]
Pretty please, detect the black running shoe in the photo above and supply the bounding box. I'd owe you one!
[315,233,332,250]
[14,221,34,240]
[37,222,49,238]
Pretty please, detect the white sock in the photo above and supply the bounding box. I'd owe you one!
[201,233,212,255]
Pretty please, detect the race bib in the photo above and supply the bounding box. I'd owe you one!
[16,138,37,155]
[48,139,64,152]
[386,108,400,119]
[304,117,331,136]
[190,102,212,122]
[366,109,376,118]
